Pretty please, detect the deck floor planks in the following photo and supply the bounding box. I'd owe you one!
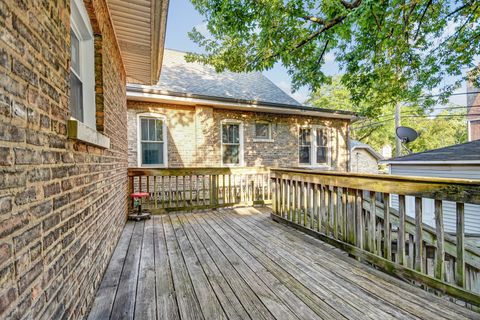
[168,214,227,319]
[242,208,476,320]
[153,213,180,320]
[175,213,254,320]
[87,222,134,320]
[163,215,204,320]
[87,208,479,320]
[180,213,275,320]
[110,220,145,320]
[212,210,398,320]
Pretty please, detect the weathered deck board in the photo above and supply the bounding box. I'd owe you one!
[88,208,479,320]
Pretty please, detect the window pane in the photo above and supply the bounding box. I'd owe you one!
[148,119,156,141]
[70,30,80,74]
[317,128,328,147]
[141,119,149,140]
[299,146,310,164]
[223,145,239,164]
[155,120,163,141]
[317,146,328,164]
[255,123,269,139]
[142,142,164,165]
[222,124,240,143]
[299,128,311,145]
[70,72,83,121]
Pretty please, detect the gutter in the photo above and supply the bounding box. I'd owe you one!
[380,160,480,165]
[126,84,358,120]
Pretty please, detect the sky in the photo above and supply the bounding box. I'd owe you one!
[164,0,469,108]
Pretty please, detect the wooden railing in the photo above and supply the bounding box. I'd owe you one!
[128,167,271,212]
[270,168,480,307]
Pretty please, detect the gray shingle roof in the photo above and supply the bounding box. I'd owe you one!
[383,140,480,162]
[154,49,302,106]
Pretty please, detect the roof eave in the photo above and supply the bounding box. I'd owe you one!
[126,85,358,120]
[151,0,169,84]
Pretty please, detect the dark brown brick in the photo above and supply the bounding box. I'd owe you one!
[13,224,41,252]
[14,147,41,165]
[53,194,69,210]
[15,186,37,205]
[12,59,38,86]
[0,196,12,215]
[30,200,52,218]
[0,147,12,165]
[18,261,42,294]
[0,243,12,266]
[0,122,25,142]
[43,182,60,198]
[27,168,51,183]
[0,169,26,189]
[0,287,17,317]
[42,213,60,232]
[0,214,28,238]
[0,47,9,70]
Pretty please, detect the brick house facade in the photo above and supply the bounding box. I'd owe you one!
[0,0,167,318]
[127,101,350,170]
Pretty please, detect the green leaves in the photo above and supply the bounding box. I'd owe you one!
[187,0,480,114]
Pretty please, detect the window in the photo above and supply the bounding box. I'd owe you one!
[221,121,243,165]
[254,122,272,141]
[70,0,96,128]
[298,126,330,166]
[138,115,167,166]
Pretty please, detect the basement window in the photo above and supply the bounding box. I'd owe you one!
[253,122,273,142]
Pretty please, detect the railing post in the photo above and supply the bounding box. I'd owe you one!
[415,197,423,273]
[398,195,406,266]
[456,202,465,288]
[434,199,445,280]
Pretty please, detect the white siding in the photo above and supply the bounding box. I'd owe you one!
[389,164,480,235]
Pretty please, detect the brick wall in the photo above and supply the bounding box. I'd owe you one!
[350,149,379,173]
[128,101,350,170]
[0,0,127,319]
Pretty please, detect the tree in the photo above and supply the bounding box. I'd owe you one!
[187,0,480,114]
[307,77,467,154]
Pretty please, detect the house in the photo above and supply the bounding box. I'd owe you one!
[0,0,168,318]
[126,49,356,170]
[349,140,383,173]
[382,140,480,235]
[467,80,480,141]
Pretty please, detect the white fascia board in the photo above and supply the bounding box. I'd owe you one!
[126,90,356,120]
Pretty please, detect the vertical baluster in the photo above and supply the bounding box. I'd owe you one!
[356,189,364,250]
[408,233,414,269]
[267,171,271,200]
[261,173,265,202]
[312,184,318,230]
[189,175,193,207]
[342,189,348,242]
[320,185,326,233]
[161,176,165,208]
[240,175,244,204]
[292,180,297,223]
[202,175,206,206]
[303,182,308,227]
[153,176,158,209]
[279,178,283,217]
[139,176,143,193]
[316,184,321,232]
[282,179,287,218]
[376,221,382,257]
[369,191,376,253]
[286,180,291,221]
[347,189,356,245]
[222,174,226,205]
[398,195,406,266]
[415,197,423,272]
[333,187,338,239]
[296,180,301,224]
[383,193,391,260]
[434,200,445,280]
[308,183,315,230]
[456,202,465,288]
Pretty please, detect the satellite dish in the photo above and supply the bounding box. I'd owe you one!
[396,126,418,143]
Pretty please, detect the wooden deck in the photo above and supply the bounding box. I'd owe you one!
[87,207,478,320]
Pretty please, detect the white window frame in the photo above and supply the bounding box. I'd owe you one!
[467,118,480,141]
[253,121,273,142]
[221,119,244,167]
[298,125,331,168]
[137,113,168,167]
[70,0,96,129]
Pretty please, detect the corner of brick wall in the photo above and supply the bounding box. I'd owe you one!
[0,0,128,318]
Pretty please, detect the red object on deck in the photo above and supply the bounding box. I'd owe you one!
[130,192,149,199]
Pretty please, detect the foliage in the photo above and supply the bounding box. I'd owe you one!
[187,0,480,115]
[307,77,467,154]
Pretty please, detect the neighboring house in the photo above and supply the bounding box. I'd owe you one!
[382,140,480,235]
[349,140,383,173]
[126,49,356,170]
[467,80,480,141]
[0,0,168,318]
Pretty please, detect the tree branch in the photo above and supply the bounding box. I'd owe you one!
[340,0,363,10]
[413,0,433,41]
[303,15,326,25]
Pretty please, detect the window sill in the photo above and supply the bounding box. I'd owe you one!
[68,119,110,149]
[253,138,274,143]
[297,164,331,170]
